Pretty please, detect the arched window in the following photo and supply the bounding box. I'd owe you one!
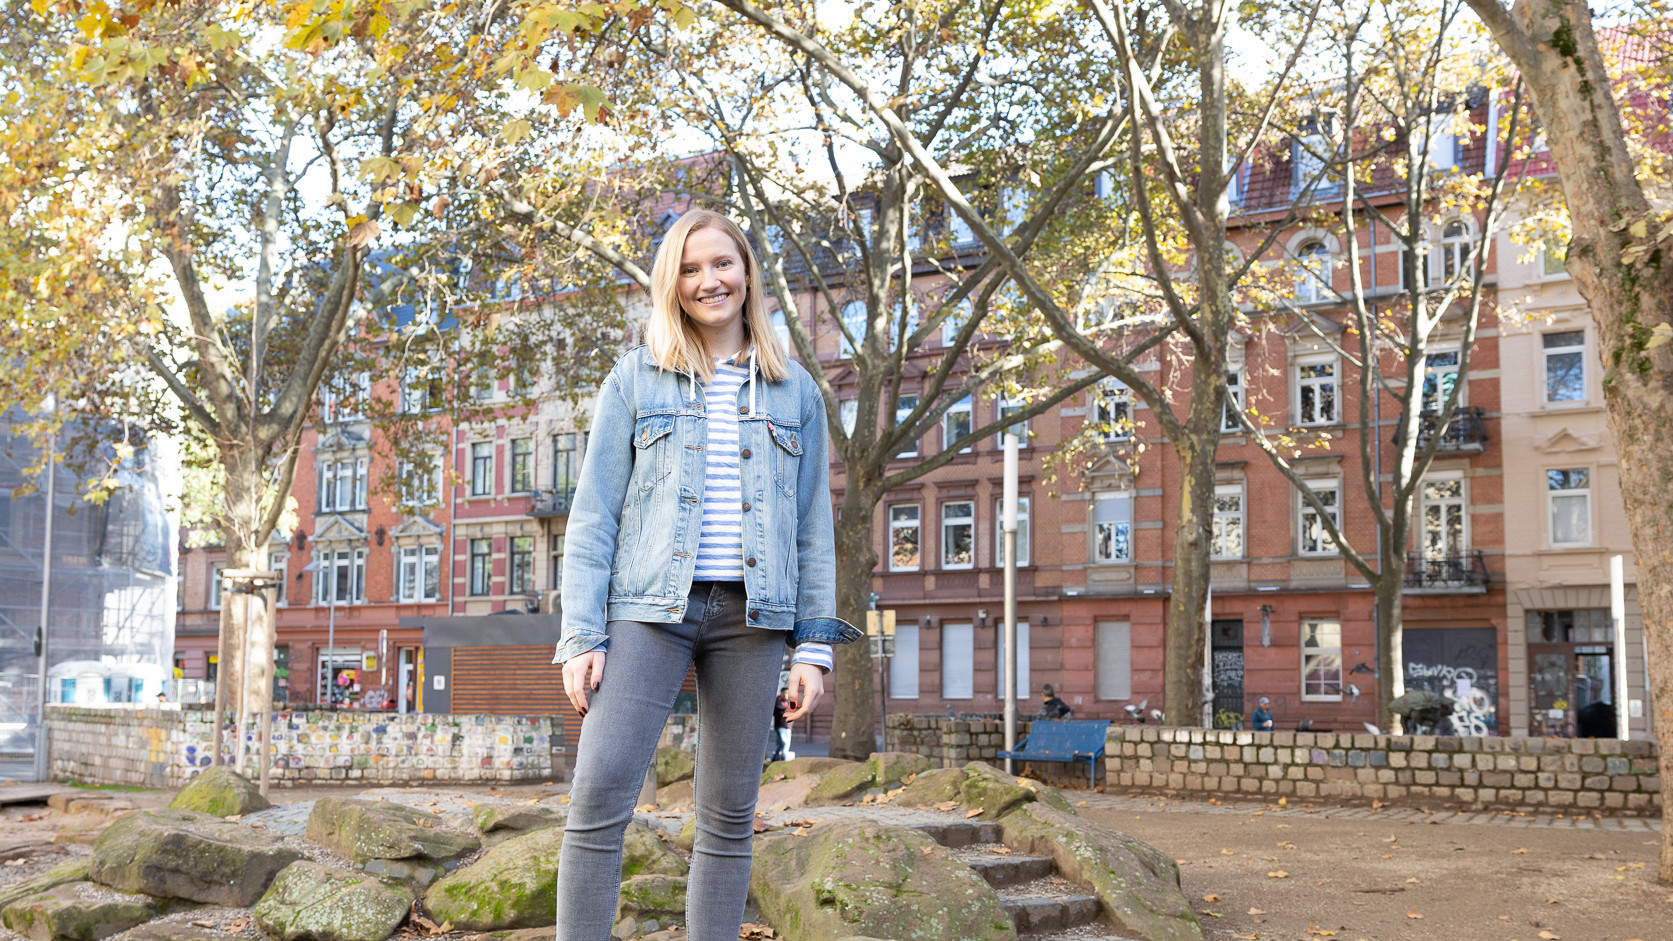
[1294,240,1331,304]
[1441,219,1472,282]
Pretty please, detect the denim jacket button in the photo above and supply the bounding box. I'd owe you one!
[741,447,752,458]
[746,557,757,567]
[750,609,760,619]
[742,501,751,511]
[739,405,750,415]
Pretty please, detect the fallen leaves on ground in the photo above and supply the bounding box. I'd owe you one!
[934,800,959,811]
[1406,911,1423,919]
[1203,894,1220,902]
[739,923,778,939]
[1266,870,1289,879]
[1278,841,1298,850]
[1538,931,1561,940]
[963,808,983,818]
[1617,862,1646,871]
[1513,847,1529,854]
[1247,907,1267,916]
[751,819,772,833]
[1232,934,1258,940]
[1221,848,1234,856]
[635,804,657,813]
[1307,927,1336,936]
[1405,877,1421,884]
[918,845,934,855]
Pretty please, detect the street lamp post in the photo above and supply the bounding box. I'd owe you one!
[32,399,58,783]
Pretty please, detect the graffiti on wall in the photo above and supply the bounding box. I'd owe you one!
[1405,628,1498,736]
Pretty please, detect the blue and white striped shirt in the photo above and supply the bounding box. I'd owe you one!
[698,354,832,673]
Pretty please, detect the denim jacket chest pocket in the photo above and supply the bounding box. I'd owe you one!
[765,418,802,498]
[632,413,676,491]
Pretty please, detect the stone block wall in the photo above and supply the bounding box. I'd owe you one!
[1106,726,1663,816]
[48,705,561,789]
[884,713,1034,766]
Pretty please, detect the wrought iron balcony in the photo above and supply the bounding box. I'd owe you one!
[1404,550,1490,593]
[528,490,575,518]
[1393,407,1489,452]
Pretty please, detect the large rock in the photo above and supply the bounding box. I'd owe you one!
[422,824,564,930]
[751,819,1015,941]
[958,762,1039,820]
[89,808,302,907]
[887,768,963,808]
[867,752,933,788]
[254,861,412,941]
[756,774,822,813]
[653,748,695,788]
[1000,803,1202,941]
[1,882,158,941]
[622,822,687,878]
[611,875,686,940]
[168,767,270,818]
[653,779,694,810]
[0,859,93,912]
[804,762,875,806]
[307,798,479,883]
[759,756,850,784]
[470,805,565,845]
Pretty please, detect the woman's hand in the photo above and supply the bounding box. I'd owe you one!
[562,650,606,717]
[782,662,824,721]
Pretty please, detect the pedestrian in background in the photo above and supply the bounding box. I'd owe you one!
[553,209,860,941]
[1251,696,1275,731]
[1036,683,1073,720]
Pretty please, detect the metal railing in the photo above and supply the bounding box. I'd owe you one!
[1394,407,1489,452]
[1403,549,1490,591]
[528,490,574,518]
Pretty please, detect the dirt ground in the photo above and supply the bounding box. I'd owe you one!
[0,781,1665,941]
[1077,794,1668,941]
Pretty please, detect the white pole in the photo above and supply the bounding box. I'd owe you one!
[1201,588,1214,729]
[1002,433,1019,774]
[1611,555,1629,740]
[32,404,57,783]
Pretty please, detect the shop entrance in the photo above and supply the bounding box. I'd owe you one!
[1210,619,1245,729]
[1526,609,1616,738]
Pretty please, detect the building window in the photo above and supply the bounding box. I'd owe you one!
[468,538,493,595]
[941,622,974,699]
[1547,468,1591,547]
[1211,485,1244,559]
[993,496,1030,568]
[1094,620,1132,700]
[210,564,225,610]
[470,442,494,497]
[399,545,441,602]
[269,551,287,606]
[1440,219,1471,281]
[840,300,866,358]
[551,433,582,496]
[401,366,443,413]
[943,396,972,453]
[940,298,972,347]
[313,549,365,605]
[1295,356,1338,425]
[941,501,975,570]
[994,396,1029,448]
[890,622,919,699]
[1292,240,1331,304]
[320,372,370,423]
[509,438,534,493]
[1221,371,1244,433]
[1301,618,1343,700]
[1293,123,1336,197]
[1526,608,1612,644]
[1541,239,1568,277]
[889,504,921,571]
[839,400,858,436]
[995,621,1031,699]
[895,395,919,458]
[1543,330,1585,404]
[1421,349,1460,413]
[316,458,368,513]
[550,534,566,590]
[1298,481,1340,555]
[1420,476,1466,559]
[1092,379,1131,442]
[398,456,442,507]
[1093,491,1132,563]
[508,536,534,594]
[771,309,792,356]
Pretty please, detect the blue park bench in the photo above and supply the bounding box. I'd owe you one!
[996,719,1111,789]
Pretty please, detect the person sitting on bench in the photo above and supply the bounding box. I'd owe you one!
[1036,684,1073,720]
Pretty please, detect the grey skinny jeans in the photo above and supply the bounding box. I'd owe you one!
[556,581,785,940]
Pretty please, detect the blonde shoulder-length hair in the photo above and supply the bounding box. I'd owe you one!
[645,209,791,384]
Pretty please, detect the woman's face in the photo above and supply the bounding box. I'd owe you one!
[678,226,748,340]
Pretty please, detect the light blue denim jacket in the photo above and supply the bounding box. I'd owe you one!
[552,345,860,664]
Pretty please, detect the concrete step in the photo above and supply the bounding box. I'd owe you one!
[999,889,1102,932]
[910,819,1002,847]
[964,853,1055,887]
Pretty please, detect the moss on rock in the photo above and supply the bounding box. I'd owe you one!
[887,768,964,808]
[621,822,687,879]
[0,883,158,941]
[804,762,875,806]
[469,805,565,843]
[0,859,93,913]
[253,861,411,941]
[306,798,479,866]
[751,819,1015,941]
[957,762,1038,820]
[652,748,696,788]
[759,756,850,785]
[866,752,932,788]
[422,825,565,930]
[89,809,302,907]
[167,767,270,818]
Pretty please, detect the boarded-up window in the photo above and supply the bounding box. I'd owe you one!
[1095,620,1131,700]
[890,623,920,699]
[942,623,974,700]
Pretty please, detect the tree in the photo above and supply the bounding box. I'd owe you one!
[1458,0,1673,882]
[494,0,1169,757]
[0,0,649,740]
[1223,0,1527,731]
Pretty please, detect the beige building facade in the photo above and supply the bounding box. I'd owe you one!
[1495,224,1652,738]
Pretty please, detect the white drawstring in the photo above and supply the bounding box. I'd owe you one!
[748,347,758,416]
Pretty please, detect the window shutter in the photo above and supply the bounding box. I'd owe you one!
[890,624,920,699]
[1095,620,1131,700]
[941,623,974,700]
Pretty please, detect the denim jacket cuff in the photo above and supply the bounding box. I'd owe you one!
[787,616,862,646]
[552,631,610,665]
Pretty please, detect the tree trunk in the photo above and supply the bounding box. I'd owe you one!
[217,447,277,769]
[829,486,881,761]
[1373,571,1405,732]
[1462,0,1673,882]
[1163,421,1220,725]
